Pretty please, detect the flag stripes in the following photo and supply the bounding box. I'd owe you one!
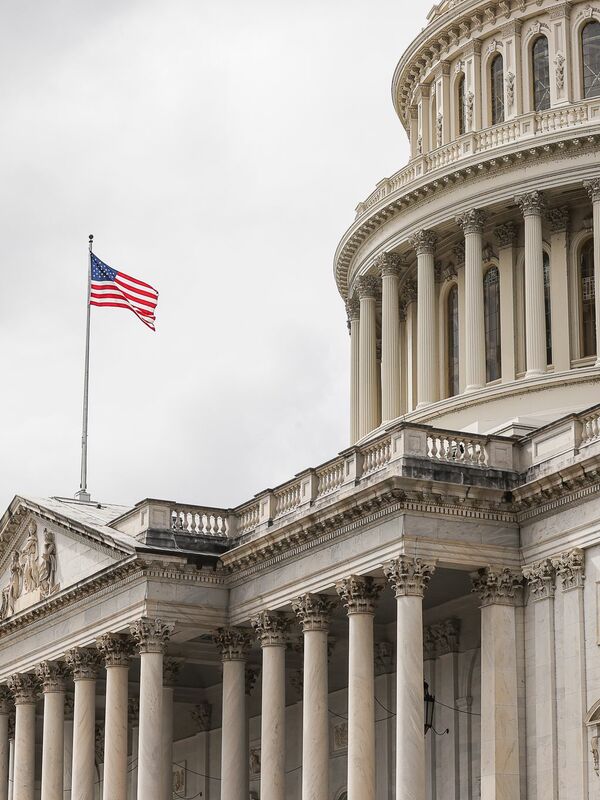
[89,254,158,330]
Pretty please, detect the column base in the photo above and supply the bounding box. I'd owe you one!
[416,400,432,410]
[464,384,484,393]
[525,368,546,378]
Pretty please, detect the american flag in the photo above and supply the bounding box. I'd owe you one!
[90,254,159,331]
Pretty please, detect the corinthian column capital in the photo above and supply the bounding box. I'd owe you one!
[515,191,545,216]
[456,209,486,234]
[410,229,437,256]
[551,548,585,591]
[212,627,251,661]
[65,647,102,680]
[251,611,290,647]
[0,685,12,714]
[522,559,556,601]
[545,206,570,232]
[584,178,600,203]
[494,221,518,247]
[335,574,382,615]
[291,593,335,632]
[345,294,360,323]
[374,251,404,278]
[471,566,523,607]
[96,633,135,667]
[129,618,174,654]
[384,556,436,598]
[8,674,40,705]
[356,275,380,300]
[35,660,69,693]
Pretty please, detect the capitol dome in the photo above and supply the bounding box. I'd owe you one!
[337,0,600,442]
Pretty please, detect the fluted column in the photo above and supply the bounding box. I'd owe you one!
[0,688,11,800]
[472,568,522,800]
[213,628,251,800]
[410,231,437,407]
[523,560,558,800]
[550,550,587,799]
[292,595,334,800]
[357,275,379,438]
[336,576,382,800]
[457,210,486,390]
[130,618,174,800]
[97,634,133,800]
[251,612,289,800]
[346,295,361,444]
[384,557,436,800]
[376,253,403,422]
[516,192,547,376]
[8,675,39,800]
[583,179,600,364]
[66,648,101,800]
[36,662,68,800]
[161,659,180,800]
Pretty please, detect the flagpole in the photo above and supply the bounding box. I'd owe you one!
[76,234,93,501]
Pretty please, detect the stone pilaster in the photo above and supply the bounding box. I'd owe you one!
[457,210,486,390]
[583,179,600,363]
[516,191,547,376]
[410,231,438,407]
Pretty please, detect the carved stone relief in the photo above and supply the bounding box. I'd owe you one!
[0,521,59,620]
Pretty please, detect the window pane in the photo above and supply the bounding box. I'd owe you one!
[533,37,551,111]
[491,55,505,125]
[458,75,466,135]
[484,267,502,381]
[447,285,459,397]
[581,240,597,356]
[543,252,552,365]
[583,21,600,99]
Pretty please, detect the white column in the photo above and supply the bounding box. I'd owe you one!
[8,675,38,800]
[336,575,381,800]
[213,628,250,800]
[422,632,436,800]
[410,231,437,407]
[161,659,180,800]
[130,618,175,800]
[384,557,436,800]
[523,561,558,799]
[584,179,600,364]
[472,567,522,800]
[377,253,403,422]
[7,732,14,800]
[516,192,547,377]
[251,611,288,800]
[495,223,517,382]
[36,662,68,800]
[434,623,460,800]
[97,634,133,800]
[66,648,101,800]
[0,689,11,800]
[457,210,486,390]
[292,595,334,800]
[547,208,571,372]
[63,695,74,800]
[346,296,361,445]
[551,549,588,800]
[127,700,139,800]
[357,275,379,438]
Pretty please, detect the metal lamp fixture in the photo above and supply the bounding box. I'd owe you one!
[424,681,436,735]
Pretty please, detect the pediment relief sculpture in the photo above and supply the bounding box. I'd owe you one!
[0,520,59,621]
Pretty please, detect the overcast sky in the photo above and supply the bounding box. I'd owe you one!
[0,1,425,513]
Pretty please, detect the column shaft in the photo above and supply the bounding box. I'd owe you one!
[104,666,129,800]
[221,661,247,800]
[13,704,36,800]
[357,276,379,438]
[301,629,328,800]
[0,710,9,800]
[549,223,571,371]
[348,612,375,799]
[161,687,174,800]
[137,652,164,800]
[260,646,286,800]
[411,232,437,407]
[517,193,546,376]
[459,213,486,390]
[71,680,96,800]
[347,299,360,444]
[380,261,402,421]
[41,692,65,800]
[592,195,600,363]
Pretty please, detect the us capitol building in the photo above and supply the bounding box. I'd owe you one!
[3,1,600,799]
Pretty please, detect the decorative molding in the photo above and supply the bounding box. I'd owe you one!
[410,229,438,256]
[35,661,69,693]
[345,294,360,324]
[0,686,12,715]
[374,641,394,675]
[515,190,545,216]
[545,206,570,232]
[423,618,460,657]
[291,593,335,632]
[251,611,290,647]
[471,566,523,607]
[494,221,517,247]
[129,618,174,655]
[584,178,600,203]
[212,627,251,662]
[191,701,211,732]
[452,242,466,266]
[245,665,259,696]
[551,548,585,591]
[96,633,134,668]
[335,574,382,615]
[456,208,485,234]
[383,555,436,597]
[505,71,515,110]
[8,673,39,705]
[555,52,566,92]
[65,648,102,681]
[163,657,182,687]
[522,559,556,601]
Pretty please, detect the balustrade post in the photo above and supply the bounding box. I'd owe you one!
[357,275,380,438]
[517,192,547,377]
[346,295,361,444]
[583,179,600,365]
[457,210,486,390]
[411,231,438,407]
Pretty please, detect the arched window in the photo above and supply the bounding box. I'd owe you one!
[484,266,502,381]
[532,36,551,111]
[543,251,552,365]
[447,284,459,397]
[582,21,600,99]
[580,239,597,356]
[457,74,467,135]
[490,54,505,125]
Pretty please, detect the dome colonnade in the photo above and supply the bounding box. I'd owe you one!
[339,0,600,443]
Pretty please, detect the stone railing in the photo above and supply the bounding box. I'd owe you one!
[580,407,600,448]
[171,506,229,536]
[354,99,600,219]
